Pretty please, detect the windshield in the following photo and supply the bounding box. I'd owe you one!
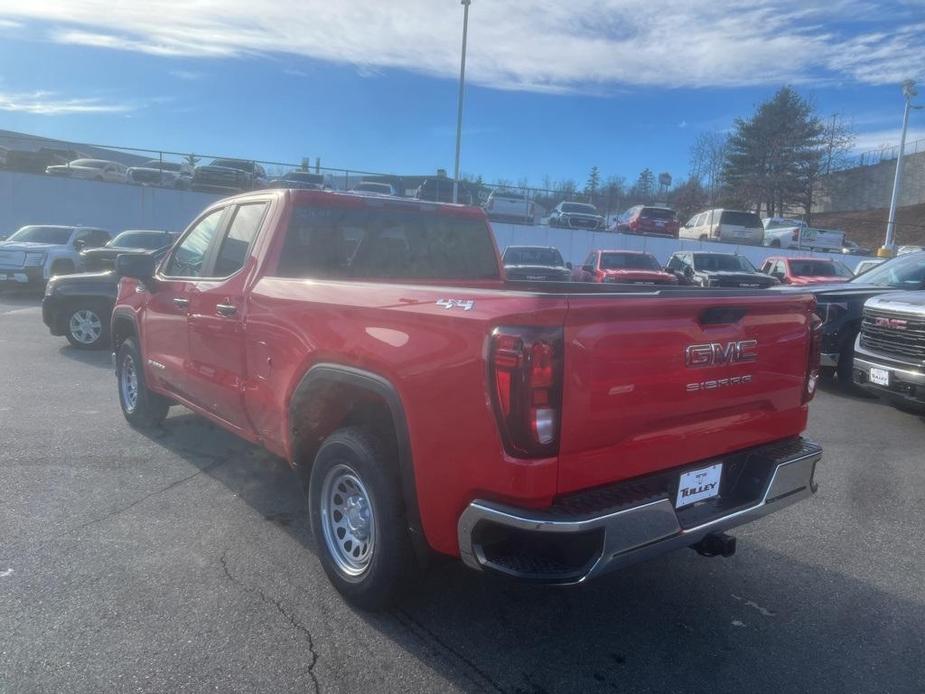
[355,183,391,193]
[210,159,252,171]
[692,254,757,272]
[600,252,661,271]
[288,171,324,183]
[70,159,108,168]
[561,203,597,214]
[851,252,925,289]
[764,218,803,229]
[109,231,170,249]
[5,226,73,244]
[503,247,564,267]
[789,259,852,277]
[142,161,182,171]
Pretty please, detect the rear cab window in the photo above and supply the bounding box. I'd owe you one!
[273,204,500,281]
[720,210,762,228]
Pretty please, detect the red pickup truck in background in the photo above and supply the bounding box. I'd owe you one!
[111,190,823,609]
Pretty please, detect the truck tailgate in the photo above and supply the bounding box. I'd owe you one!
[558,292,814,494]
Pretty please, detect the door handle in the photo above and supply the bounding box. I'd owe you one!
[172,297,190,309]
[216,303,237,317]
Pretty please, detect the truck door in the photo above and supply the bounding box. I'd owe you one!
[146,207,229,399]
[186,201,269,433]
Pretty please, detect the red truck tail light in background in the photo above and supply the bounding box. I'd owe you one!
[803,313,822,403]
[489,327,564,457]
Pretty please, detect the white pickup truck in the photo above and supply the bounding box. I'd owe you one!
[763,218,845,252]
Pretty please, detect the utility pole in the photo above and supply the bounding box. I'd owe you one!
[881,80,920,257]
[452,0,471,204]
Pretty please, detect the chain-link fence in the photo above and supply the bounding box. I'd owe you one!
[840,137,925,170]
[0,131,652,228]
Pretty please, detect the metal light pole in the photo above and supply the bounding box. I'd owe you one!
[452,0,471,204]
[880,80,920,257]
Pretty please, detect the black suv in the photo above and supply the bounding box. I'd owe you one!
[192,159,268,193]
[43,247,169,350]
[414,178,477,205]
[799,251,925,384]
[665,251,779,288]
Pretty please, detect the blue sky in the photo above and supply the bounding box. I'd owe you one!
[0,1,923,188]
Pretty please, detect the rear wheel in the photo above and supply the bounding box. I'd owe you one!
[65,302,110,349]
[770,239,781,248]
[116,337,170,428]
[309,427,413,610]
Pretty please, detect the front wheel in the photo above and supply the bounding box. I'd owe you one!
[116,337,170,428]
[65,303,110,349]
[309,427,413,610]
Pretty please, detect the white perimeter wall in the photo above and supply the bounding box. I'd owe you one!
[1,170,864,272]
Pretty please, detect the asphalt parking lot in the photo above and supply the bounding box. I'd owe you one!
[1,289,923,694]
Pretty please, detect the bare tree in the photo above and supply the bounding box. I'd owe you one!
[689,132,728,206]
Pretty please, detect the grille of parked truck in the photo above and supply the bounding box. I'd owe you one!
[110,189,823,609]
[853,292,925,408]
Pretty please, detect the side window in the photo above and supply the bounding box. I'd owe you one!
[667,255,681,271]
[162,209,226,278]
[760,261,772,273]
[213,203,268,277]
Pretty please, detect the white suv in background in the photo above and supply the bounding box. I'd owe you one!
[680,209,764,245]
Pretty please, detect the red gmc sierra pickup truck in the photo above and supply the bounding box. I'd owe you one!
[111,189,823,609]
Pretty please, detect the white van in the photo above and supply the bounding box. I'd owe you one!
[680,209,764,246]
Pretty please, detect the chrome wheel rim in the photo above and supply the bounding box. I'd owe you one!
[320,464,376,578]
[69,309,102,344]
[121,353,138,413]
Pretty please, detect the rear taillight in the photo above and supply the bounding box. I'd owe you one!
[803,312,822,404]
[489,327,564,458]
[628,218,639,231]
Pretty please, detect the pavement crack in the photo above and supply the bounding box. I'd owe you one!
[66,457,228,535]
[220,551,320,693]
[393,607,505,693]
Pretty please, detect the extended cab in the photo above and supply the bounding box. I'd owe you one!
[112,190,823,609]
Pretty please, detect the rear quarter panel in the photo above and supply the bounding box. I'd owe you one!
[243,279,569,555]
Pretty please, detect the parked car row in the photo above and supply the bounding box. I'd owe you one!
[501,244,856,288]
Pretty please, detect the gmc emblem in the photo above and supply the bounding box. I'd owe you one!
[874,317,907,330]
[685,340,758,367]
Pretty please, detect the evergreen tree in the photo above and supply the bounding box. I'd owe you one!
[723,87,824,217]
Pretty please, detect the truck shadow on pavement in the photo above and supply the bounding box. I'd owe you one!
[144,411,924,694]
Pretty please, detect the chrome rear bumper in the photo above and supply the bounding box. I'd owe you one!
[458,438,821,583]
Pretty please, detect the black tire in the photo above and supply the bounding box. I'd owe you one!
[699,234,708,241]
[308,427,413,610]
[836,337,856,386]
[770,239,781,248]
[64,301,111,350]
[116,337,170,428]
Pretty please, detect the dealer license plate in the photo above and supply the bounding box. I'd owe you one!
[676,463,722,508]
[869,367,890,387]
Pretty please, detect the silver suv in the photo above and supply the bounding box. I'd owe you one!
[0,225,111,287]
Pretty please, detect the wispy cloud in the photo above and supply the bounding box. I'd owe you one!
[0,1,921,93]
[0,18,21,28]
[169,69,204,81]
[0,90,134,115]
[853,127,925,153]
